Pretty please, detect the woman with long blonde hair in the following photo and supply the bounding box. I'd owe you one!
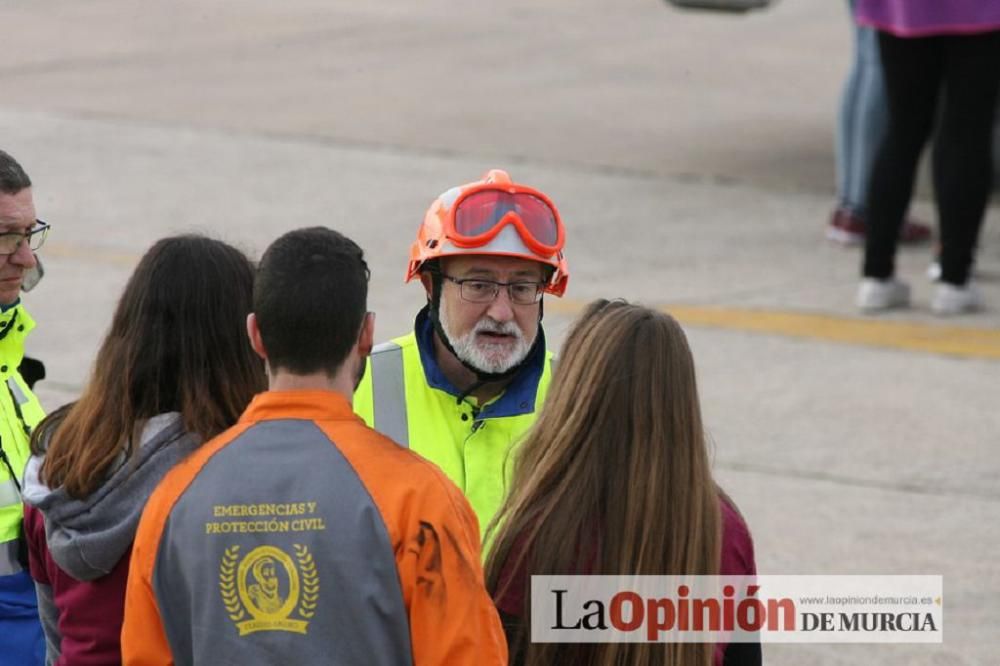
[486,299,758,666]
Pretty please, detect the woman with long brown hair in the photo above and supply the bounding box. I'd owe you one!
[486,299,758,666]
[20,235,265,665]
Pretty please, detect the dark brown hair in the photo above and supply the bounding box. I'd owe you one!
[31,235,266,498]
[253,227,369,376]
[485,299,721,666]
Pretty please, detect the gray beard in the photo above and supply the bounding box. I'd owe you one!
[439,311,533,375]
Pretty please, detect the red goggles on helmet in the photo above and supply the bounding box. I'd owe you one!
[448,185,565,257]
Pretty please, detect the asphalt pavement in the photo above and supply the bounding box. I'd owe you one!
[2,0,997,663]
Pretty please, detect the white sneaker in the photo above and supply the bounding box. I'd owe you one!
[932,283,982,316]
[857,278,910,312]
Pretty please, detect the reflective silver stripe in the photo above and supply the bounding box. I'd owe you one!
[6,377,27,405]
[370,342,409,448]
[0,478,20,507]
[0,538,23,576]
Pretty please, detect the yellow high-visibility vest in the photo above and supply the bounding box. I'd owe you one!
[0,304,46,574]
[354,313,552,539]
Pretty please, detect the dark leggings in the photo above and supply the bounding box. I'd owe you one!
[863,30,1000,286]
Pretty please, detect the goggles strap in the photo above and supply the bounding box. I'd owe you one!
[455,378,487,406]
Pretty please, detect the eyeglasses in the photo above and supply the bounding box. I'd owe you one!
[442,274,544,305]
[0,220,50,256]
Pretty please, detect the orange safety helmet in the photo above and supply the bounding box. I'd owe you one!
[406,169,569,296]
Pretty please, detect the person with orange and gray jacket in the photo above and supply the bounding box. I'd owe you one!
[121,227,507,666]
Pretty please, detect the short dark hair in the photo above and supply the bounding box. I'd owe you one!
[0,150,31,194]
[254,227,370,376]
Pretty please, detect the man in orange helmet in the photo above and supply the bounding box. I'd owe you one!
[355,169,568,537]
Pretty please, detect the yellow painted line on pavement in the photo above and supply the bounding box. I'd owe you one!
[547,298,1000,360]
[43,242,140,267]
[33,243,1000,360]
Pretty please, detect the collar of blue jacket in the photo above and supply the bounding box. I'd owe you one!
[413,305,546,419]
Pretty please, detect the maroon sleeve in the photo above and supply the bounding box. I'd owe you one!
[494,525,601,617]
[719,498,756,576]
[22,504,51,585]
[492,526,540,618]
[492,551,527,617]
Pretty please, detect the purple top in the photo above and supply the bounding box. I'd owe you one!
[856,0,1000,37]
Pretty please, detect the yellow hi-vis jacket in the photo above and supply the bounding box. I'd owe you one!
[0,304,46,575]
[354,309,553,538]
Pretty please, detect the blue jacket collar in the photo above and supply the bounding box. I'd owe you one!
[413,306,546,419]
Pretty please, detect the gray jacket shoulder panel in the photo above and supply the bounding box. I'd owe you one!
[152,419,412,666]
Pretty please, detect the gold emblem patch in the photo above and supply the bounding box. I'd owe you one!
[219,544,320,635]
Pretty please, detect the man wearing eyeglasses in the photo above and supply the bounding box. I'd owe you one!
[355,169,569,539]
[0,150,50,666]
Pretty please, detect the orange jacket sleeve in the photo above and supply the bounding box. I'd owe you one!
[321,418,508,665]
[394,472,509,666]
[120,493,174,666]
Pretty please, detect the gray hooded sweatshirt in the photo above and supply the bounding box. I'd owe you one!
[21,412,201,662]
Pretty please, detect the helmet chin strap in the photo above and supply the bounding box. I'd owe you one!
[426,268,544,402]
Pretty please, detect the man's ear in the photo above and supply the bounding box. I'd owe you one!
[419,271,434,300]
[357,312,375,359]
[247,313,268,361]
